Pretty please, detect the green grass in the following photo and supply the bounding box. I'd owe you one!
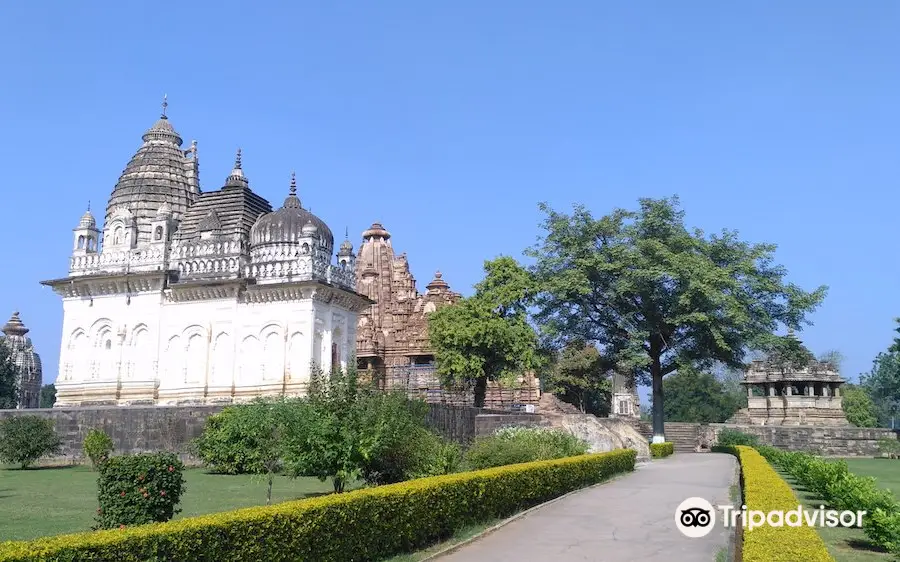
[379,521,498,562]
[777,459,900,562]
[0,465,338,541]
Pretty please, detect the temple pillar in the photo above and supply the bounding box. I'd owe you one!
[747,385,753,398]
[786,385,793,396]
[768,385,776,397]
[822,384,830,397]
[834,385,840,397]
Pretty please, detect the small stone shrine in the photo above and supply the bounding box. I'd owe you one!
[729,340,849,426]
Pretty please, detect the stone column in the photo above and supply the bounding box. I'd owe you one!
[747,385,753,398]
[768,384,776,397]
[786,385,793,396]
[834,385,841,397]
[822,384,830,397]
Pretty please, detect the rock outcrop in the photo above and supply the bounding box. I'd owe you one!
[546,414,651,462]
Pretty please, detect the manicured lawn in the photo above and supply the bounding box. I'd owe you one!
[844,458,900,497]
[0,465,337,541]
[777,459,900,562]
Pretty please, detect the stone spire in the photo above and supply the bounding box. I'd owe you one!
[339,226,354,257]
[283,171,301,209]
[1,312,28,337]
[105,98,198,243]
[224,148,249,188]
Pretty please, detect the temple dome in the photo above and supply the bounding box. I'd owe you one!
[77,209,96,229]
[250,173,334,249]
[362,222,391,241]
[104,98,199,243]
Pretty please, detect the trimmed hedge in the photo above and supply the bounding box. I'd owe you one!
[728,446,834,562]
[0,449,636,562]
[650,442,673,458]
[758,446,900,556]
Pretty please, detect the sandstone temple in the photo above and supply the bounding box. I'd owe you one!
[354,222,541,408]
[728,355,849,426]
[1,312,42,408]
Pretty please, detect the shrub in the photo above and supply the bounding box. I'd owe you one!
[95,452,185,530]
[876,438,900,458]
[650,442,673,458]
[714,428,759,448]
[730,446,834,562]
[464,426,589,470]
[193,399,306,475]
[83,429,114,470]
[0,449,636,562]
[758,445,900,555]
[0,416,62,469]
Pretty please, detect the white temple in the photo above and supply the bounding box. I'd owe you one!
[41,100,371,406]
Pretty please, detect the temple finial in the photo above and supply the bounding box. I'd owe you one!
[290,171,297,195]
[345,226,349,239]
[161,94,168,118]
[235,148,242,170]
[87,200,90,212]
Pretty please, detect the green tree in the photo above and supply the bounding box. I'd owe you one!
[39,384,56,408]
[0,416,61,468]
[841,384,879,428]
[428,257,541,407]
[0,341,19,409]
[861,351,900,428]
[662,367,743,423]
[545,340,611,415]
[528,197,826,442]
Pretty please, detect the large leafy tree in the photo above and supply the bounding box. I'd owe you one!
[528,196,827,441]
[0,341,19,409]
[841,384,880,428]
[39,384,56,409]
[428,257,541,407]
[545,340,611,415]
[662,367,743,423]
[861,350,900,428]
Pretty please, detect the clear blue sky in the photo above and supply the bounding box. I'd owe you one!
[2,2,898,398]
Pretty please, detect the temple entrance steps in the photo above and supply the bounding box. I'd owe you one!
[628,421,704,453]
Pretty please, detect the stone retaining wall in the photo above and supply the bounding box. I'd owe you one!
[630,420,899,457]
[0,404,534,465]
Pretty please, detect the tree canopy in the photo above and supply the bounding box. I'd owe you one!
[427,257,541,407]
[544,340,611,415]
[841,384,880,428]
[527,196,827,440]
[662,367,744,423]
[860,349,900,428]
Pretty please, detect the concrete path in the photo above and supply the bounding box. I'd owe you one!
[438,453,738,562]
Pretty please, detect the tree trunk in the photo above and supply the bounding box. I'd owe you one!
[266,472,274,505]
[650,345,665,443]
[474,376,488,408]
[333,477,345,493]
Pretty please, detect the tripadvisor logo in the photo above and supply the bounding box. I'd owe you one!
[675,497,867,537]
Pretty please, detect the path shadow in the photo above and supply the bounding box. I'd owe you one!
[4,464,78,471]
[844,538,890,554]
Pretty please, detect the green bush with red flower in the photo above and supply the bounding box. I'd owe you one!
[94,452,185,530]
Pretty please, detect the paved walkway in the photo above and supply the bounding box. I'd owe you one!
[439,453,738,562]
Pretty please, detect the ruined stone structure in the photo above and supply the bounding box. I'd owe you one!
[41,100,370,407]
[728,358,849,426]
[610,372,640,419]
[354,222,541,408]
[1,312,42,408]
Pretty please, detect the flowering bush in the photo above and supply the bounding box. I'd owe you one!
[82,428,114,470]
[464,426,589,470]
[95,452,185,530]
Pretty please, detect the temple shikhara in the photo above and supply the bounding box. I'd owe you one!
[1,312,43,408]
[41,100,371,406]
[354,222,541,408]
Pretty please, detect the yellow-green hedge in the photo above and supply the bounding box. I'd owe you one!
[650,442,674,458]
[733,446,834,562]
[0,449,636,562]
